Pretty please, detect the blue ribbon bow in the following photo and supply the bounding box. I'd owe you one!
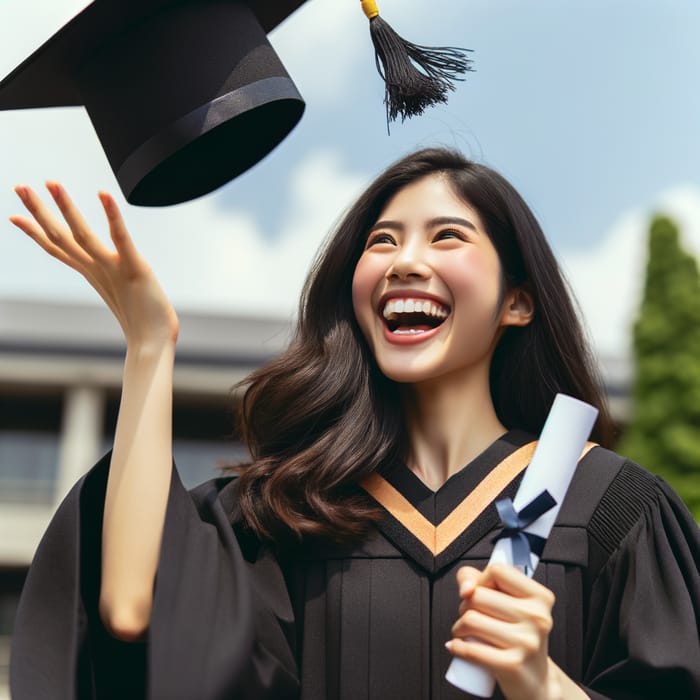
[492,490,557,572]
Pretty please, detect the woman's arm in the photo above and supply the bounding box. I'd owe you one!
[11,183,178,640]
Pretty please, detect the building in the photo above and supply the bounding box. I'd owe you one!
[0,298,292,698]
[0,297,631,698]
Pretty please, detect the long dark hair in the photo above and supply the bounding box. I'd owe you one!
[235,147,613,543]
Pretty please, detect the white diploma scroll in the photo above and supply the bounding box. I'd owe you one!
[445,393,598,697]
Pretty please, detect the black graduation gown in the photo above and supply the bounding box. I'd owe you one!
[10,430,700,699]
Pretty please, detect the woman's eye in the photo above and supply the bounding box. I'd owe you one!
[366,233,396,248]
[433,229,465,242]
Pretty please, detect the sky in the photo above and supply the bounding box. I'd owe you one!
[0,0,699,360]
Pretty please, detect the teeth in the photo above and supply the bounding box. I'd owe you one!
[381,297,449,319]
[394,328,425,335]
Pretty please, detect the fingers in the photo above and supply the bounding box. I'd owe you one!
[446,635,537,672]
[10,211,114,306]
[457,584,550,623]
[98,191,143,277]
[458,563,555,604]
[450,609,543,651]
[456,566,480,596]
[46,182,114,263]
[452,563,554,648]
[12,183,144,280]
[13,184,96,268]
[455,564,554,628]
[453,591,553,639]
[9,213,79,270]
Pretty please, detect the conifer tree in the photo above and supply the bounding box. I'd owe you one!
[618,214,700,519]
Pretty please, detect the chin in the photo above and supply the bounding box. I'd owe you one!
[374,359,446,386]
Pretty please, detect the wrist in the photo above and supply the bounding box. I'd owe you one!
[125,337,177,362]
[546,658,589,700]
[545,658,564,700]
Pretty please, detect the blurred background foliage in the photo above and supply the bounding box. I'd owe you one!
[618,214,700,520]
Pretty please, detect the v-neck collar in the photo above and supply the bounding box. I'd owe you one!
[361,429,535,574]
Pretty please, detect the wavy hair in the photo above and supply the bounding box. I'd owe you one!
[234,148,614,543]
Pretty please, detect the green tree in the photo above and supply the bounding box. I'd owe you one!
[618,214,700,519]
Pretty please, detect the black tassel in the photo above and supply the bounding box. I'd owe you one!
[361,1,473,126]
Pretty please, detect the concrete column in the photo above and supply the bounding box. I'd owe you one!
[54,386,105,505]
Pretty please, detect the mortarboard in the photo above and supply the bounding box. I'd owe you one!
[0,0,307,206]
[0,0,472,207]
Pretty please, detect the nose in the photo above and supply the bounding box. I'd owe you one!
[386,240,431,281]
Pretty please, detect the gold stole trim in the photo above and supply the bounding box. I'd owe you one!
[361,441,596,557]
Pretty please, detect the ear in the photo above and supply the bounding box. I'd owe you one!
[500,288,534,328]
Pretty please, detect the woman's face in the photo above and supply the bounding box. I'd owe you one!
[352,173,529,386]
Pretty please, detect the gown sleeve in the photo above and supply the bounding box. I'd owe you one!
[580,465,700,699]
[10,453,299,700]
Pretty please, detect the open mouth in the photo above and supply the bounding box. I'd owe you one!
[381,297,450,334]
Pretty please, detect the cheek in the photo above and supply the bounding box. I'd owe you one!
[445,250,502,299]
[351,256,379,331]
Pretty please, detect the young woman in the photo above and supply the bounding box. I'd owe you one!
[9,148,700,700]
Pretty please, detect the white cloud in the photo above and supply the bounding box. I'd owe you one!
[561,184,700,360]
[270,0,365,107]
[0,144,369,318]
[656,185,700,244]
[151,148,369,315]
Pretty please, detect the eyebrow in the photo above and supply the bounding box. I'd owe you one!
[368,216,478,234]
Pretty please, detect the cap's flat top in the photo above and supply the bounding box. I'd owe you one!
[0,0,306,109]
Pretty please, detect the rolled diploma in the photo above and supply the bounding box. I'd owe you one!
[445,393,598,697]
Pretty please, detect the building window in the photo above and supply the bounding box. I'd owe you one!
[103,393,248,489]
[0,393,62,505]
[171,395,249,487]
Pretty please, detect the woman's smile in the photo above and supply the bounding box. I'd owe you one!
[379,292,451,343]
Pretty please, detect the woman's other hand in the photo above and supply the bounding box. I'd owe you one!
[10,182,178,349]
[447,564,587,700]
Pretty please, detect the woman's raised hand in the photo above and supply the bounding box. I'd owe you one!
[10,186,181,638]
[10,183,179,349]
[447,564,586,700]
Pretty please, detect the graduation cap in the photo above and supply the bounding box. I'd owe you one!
[0,0,472,207]
[0,0,308,206]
